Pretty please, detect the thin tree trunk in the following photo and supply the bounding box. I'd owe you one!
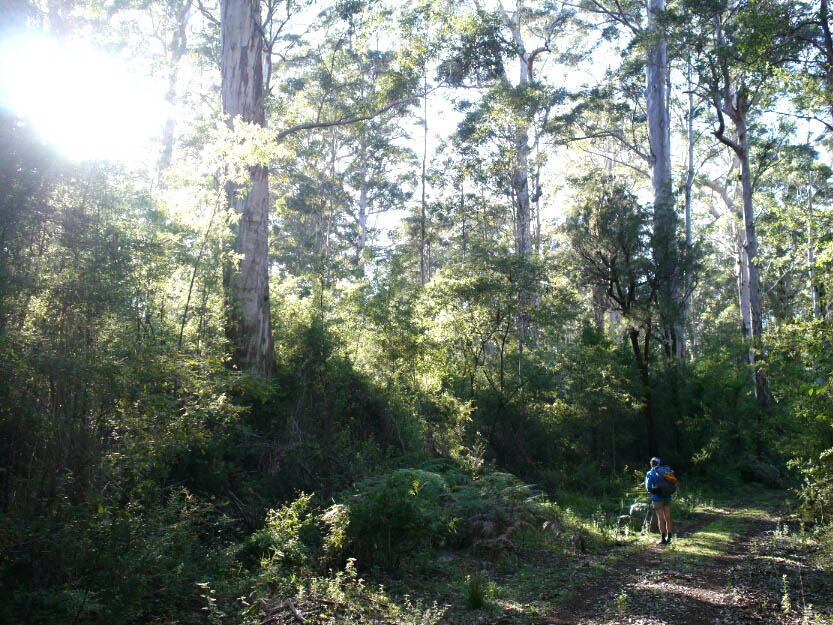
[711,14,770,410]
[158,0,192,180]
[356,51,369,265]
[357,138,369,262]
[420,70,428,286]
[736,123,771,409]
[593,286,606,332]
[220,0,275,376]
[682,56,696,361]
[197,275,208,354]
[630,328,658,457]
[460,180,467,261]
[179,198,219,348]
[735,220,752,343]
[808,170,821,319]
[534,166,541,255]
[703,170,752,344]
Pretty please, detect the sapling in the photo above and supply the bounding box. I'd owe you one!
[614,588,628,619]
[782,574,792,614]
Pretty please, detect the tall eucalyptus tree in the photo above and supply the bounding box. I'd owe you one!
[440,0,572,353]
[220,0,275,375]
[687,0,805,409]
[578,0,682,357]
[218,0,425,375]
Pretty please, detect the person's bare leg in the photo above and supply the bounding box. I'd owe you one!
[658,507,669,534]
[654,504,668,542]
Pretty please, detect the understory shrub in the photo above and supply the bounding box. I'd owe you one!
[341,468,449,569]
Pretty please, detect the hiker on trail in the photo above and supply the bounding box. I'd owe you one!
[645,456,676,545]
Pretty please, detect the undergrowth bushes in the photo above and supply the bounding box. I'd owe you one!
[252,463,610,586]
[238,462,665,624]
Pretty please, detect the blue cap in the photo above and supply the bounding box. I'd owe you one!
[650,457,661,466]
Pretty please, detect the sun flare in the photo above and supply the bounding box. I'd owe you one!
[0,32,167,164]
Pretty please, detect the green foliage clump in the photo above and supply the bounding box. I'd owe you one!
[341,468,450,569]
[254,493,321,576]
[464,574,490,609]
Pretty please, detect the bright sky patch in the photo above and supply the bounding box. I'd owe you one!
[0,31,167,164]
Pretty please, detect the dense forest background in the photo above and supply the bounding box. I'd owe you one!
[1,0,833,622]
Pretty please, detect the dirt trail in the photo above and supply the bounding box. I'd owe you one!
[538,507,832,625]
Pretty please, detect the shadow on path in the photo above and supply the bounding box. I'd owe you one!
[540,506,833,625]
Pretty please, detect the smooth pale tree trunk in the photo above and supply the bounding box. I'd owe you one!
[357,138,369,261]
[646,0,682,361]
[733,105,771,408]
[502,2,534,353]
[221,0,276,376]
[514,119,533,357]
[735,221,752,342]
[821,0,833,125]
[158,0,192,179]
[703,174,753,347]
[807,172,822,319]
[534,166,542,255]
[511,34,533,263]
[514,132,533,261]
[609,309,621,337]
[683,58,696,360]
[460,181,468,261]
[711,13,771,410]
[420,71,428,286]
[646,0,673,233]
[354,49,370,266]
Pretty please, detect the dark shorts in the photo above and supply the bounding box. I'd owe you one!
[652,500,671,511]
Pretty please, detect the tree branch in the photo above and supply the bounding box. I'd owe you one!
[195,0,219,26]
[565,128,651,164]
[577,145,651,178]
[699,176,736,219]
[708,54,743,154]
[578,0,641,34]
[274,92,428,142]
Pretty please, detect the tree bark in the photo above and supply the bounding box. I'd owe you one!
[735,112,771,408]
[592,286,606,332]
[807,171,822,319]
[158,0,192,179]
[357,138,369,261]
[646,0,681,361]
[820,0,833,125]
[420,70,428,286]
[683,56,696,361]
[502,1,535,348]
[702,170,752,344]
[630,327,658,457]
[508,8,533,263]
[735,220,752,342]
[221,0,276,376]
[711,14,771,409]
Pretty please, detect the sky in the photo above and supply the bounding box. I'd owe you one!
[0,30,168,165]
